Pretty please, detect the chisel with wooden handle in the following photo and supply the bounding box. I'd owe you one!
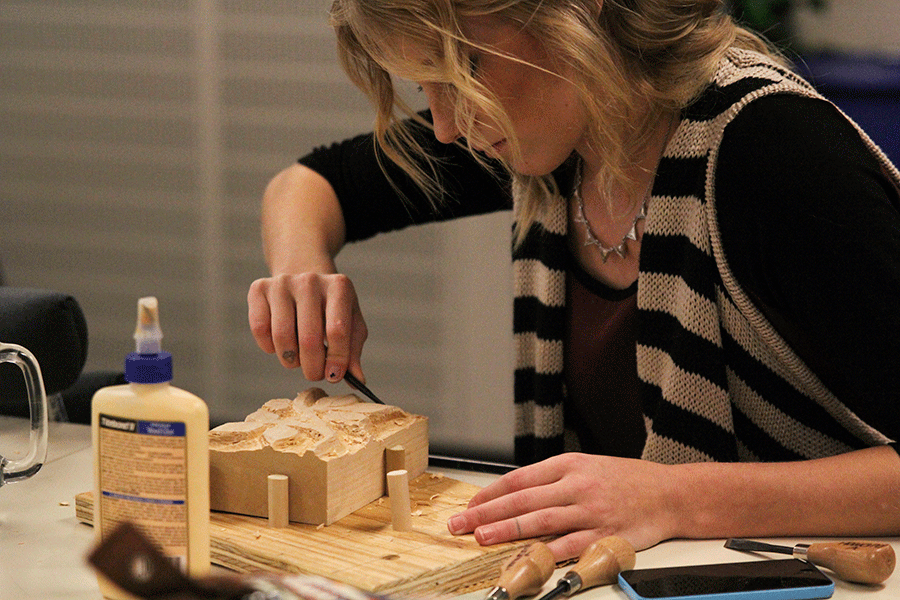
[725,538,895,585]
[535,536,636,600]
[484,542,556,600]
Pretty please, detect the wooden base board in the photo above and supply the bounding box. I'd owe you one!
[77,473,543,597]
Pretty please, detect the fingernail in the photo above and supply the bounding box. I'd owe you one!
[448,514,466,535]
[326,364,342,383]
[475,524,497,545]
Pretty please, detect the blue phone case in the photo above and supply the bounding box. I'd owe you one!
[617,559,835,600]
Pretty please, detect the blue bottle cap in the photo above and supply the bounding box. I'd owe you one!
[124,351,173,384]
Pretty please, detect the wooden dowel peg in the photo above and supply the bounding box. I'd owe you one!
[267,474,289,528]
[387,469,412,532]
[386,445,406,474]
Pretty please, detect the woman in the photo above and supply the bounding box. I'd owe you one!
[248,0,900,559]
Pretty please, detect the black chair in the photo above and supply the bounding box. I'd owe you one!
[0,287,124,424]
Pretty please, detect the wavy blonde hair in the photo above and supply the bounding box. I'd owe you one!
[329,0,782,245]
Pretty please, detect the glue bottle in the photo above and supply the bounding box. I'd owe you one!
[91,296,210,599]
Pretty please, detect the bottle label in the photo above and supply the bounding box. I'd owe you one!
[98,414,189,571]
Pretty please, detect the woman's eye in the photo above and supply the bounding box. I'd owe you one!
[468,53,480,77]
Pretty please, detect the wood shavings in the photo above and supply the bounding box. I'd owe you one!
[429,473,444,480]
[254,531,262,539]
[58,501,70,506]
[429,494,440,501]
[412,509,423,517]
[316,523,325,530]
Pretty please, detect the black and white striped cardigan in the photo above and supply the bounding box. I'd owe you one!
[511,48,899,466]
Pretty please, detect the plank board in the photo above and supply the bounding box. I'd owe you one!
[77,473,543,597]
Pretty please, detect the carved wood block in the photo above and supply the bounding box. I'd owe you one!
[209,388,428,525]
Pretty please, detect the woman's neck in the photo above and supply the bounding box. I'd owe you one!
[568,111,678,289]
[576,110,677,217]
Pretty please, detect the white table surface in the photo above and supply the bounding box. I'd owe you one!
[1,416,896,600]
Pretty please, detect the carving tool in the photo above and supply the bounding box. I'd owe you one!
[343,371,385,404]
[485,542,556,600]
[428,454,518,475]
[724,538,896,585]
[322,339,384,404]
[535,537,636,600]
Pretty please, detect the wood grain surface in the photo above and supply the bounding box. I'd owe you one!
[77,472,543,597]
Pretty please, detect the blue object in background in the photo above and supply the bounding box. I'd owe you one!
[796,53,900,166]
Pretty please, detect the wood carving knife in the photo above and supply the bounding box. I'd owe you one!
[724,538,895,585]
[535,536,635,600]
[343,371,385,404]
[484,542,556,600]
[321,340,385,404]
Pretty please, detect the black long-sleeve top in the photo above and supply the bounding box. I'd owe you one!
[300,94,900,445]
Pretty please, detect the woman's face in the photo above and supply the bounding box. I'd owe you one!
[417,16,588,177]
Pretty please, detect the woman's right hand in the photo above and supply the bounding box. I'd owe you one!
[249,164,364,383]
[248,272,368,383]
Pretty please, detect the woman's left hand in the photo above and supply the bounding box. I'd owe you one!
[447,447,900,562]
[446,452,679,561]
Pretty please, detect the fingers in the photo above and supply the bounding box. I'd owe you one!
[467,457,568,507]
[249,277,301,366]
[248,280,276,355]
[322,276,367,382]
[346,316,368,381]
[546,530,618,563]
[247,273,366,381]
[453,496,631,562]
[447,466,572,542]
[447,454,670,559]
[469,506,574,546]
[293,275,327,379]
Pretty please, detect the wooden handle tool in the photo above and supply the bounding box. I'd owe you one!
[725,538,896,585]
[484,542,556,600]
[536,537,636,600]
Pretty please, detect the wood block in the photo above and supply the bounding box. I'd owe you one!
[76,473,548,597]
[209,388,428,525]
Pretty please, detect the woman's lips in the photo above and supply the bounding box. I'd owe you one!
[477,139,506,157]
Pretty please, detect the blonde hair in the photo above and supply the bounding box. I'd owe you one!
[330,0,783,245]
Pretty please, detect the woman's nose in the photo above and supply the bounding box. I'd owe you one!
[423,85,461,144]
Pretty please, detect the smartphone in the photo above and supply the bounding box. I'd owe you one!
[617,558,834,600]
